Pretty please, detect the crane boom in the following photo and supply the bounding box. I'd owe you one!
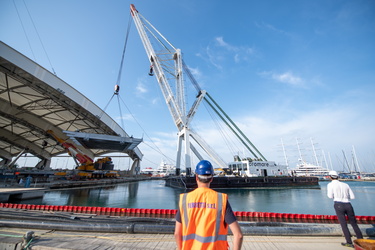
[46,130,116,176]
[130,4,185,130]
[46,130,94,167]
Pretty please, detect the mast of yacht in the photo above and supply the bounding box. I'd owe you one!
[295,137,308,175]
[296,138,304,164]
[310,137,319,166]
[342,150,351,173]
[322,150,328,170]
[352,145,362,177]
[328,151,333,170]
[280,138,289,167]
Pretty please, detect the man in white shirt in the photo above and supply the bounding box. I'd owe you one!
[327,171,363,248]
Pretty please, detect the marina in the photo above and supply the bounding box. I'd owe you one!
[0,15,326,191]
[1,2,374,191]
[1,188,375,249]
[5,179,375,217]
[1,4,375,250]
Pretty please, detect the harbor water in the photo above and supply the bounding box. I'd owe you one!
[18,180,375,216]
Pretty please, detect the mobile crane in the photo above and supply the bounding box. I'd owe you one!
[46,130,117,178]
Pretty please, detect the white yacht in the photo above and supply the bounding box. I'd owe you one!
[152,161,176,177]
[292,159,330,179]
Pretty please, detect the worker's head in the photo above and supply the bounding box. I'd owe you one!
[329,170,339,180]
[195,160,214,183]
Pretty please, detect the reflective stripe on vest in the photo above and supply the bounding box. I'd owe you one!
[181,192,227,243]
[182,193,188,227]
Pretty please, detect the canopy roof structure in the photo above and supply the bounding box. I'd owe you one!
[0,41,142,169]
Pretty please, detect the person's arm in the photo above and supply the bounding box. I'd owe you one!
[327,183,333,199]
[229,220,243,250]
[174,221,183,250]
[348,186,355,200]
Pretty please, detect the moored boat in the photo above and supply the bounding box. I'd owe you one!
[227,157,288,177]
[165,176,319,189]
[292,159,330,180]
[151,161,176,177]
[165,157,319,189]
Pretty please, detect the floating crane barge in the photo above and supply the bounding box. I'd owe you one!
[165,176,319,189]
[130,5,320,189]
[165,158,319,189]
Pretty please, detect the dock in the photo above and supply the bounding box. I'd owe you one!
[0,177,150,203]
[0,227,364,250]
[0,207,374,249]
[0,188,46,203]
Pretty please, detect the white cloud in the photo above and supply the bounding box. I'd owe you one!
[115,114,133,122]
[215,37,254,55]
[215,37,235,51]
[181,100,375,172]
[200,36,255,69]
[137,98,375,172]
[136,82,148,94]
[188,66,202,80]
[255,21,293,38]
[151,98,159,105]
[204,46,223,70]
[260,71,304,86]
[273,72,303,85]
[139,131,177,167]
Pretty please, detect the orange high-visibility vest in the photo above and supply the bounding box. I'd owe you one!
[179,187,229,250]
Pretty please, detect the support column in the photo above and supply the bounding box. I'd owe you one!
[184,127,191,176]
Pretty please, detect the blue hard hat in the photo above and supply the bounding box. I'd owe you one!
[195,160,214,175]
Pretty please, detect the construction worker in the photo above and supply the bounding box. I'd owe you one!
[174,160,243,250]
[327,170,363,248]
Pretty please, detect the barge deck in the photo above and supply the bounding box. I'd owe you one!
[165,176,319,189]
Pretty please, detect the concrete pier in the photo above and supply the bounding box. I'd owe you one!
[0,207,374,249]
[0,176,150,202]
[0,188,45,203]
[0,227,365,250]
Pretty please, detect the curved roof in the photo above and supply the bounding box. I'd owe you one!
[0,41,142,167]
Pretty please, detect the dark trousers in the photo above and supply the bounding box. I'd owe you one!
[334,202,363,244]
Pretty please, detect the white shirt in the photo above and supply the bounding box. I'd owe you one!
[327,180,355,203]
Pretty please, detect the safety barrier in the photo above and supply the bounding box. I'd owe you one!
[1,203,374,223]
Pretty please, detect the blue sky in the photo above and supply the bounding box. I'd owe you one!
[1,0,374,172]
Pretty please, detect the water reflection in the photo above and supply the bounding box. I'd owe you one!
[17,180,375,216]
[40,182,141,208]
[215,188,327,214]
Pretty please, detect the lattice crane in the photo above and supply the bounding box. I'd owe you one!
[130,4,228,174]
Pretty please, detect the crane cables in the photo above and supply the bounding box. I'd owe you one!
[205,93,267,161]
[14,0,57,75]
[116,13,133,87]
[182,60,266,160]
[100,12,174,165]
[100,13,132,122]
[116,93,175,165]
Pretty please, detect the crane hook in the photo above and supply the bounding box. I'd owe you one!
[148,65,154,76]
[114,84,120,95]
